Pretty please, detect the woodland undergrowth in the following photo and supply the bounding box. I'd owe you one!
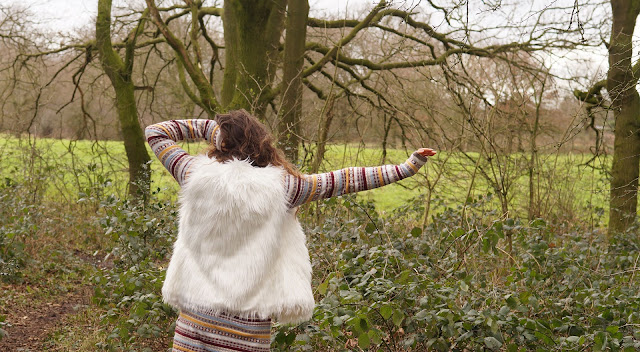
[1,152,639,351]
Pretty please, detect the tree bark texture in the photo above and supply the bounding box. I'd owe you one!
[222,0,287,116]
[607,0,640,234]
[279,0,309,161]
[96,0,151,200]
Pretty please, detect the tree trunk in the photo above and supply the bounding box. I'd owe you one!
[528,79,544,221]
[221,3,238,108]
[96,0,151,200]
[380,115,393,164]
[222,0,287,116]
[527,132,539,220]
[607,0,640,235]
[115,82,151,199]
[311,97,335,173]
[279,0,309,161]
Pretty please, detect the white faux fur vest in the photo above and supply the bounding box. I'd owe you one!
[162,155,314,324]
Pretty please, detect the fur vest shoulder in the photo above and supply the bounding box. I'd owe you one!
[162,155,314,324]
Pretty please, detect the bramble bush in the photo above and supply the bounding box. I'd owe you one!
[92,188,178,351]
[0,183,30,284]
[272,195,640,351]
[0,167,49,284]
[0,146,118,286]
[86,187,640,351]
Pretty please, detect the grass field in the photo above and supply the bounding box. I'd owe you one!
[0,135,611,222]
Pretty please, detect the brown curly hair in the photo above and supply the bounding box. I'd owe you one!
[206,109,300,176]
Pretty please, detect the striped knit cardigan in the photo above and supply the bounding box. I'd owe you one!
[145,119,428,207]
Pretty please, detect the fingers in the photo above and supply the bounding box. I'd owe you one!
[417,148,437,157]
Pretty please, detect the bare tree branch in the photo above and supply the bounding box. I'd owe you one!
[145,0,219,114]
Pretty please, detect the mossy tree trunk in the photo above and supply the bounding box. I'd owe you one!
[278,0,309,161]
[96,0,151,200]
[222,0,287,117]
[607,0,640,235]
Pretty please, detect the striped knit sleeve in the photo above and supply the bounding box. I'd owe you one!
[145,119,218,186]
[285,152,428,207]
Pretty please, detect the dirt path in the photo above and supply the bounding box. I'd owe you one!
[0,285,91,351]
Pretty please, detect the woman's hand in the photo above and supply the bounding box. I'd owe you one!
[417,148,437,157]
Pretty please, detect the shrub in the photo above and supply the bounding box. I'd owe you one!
[92,189,178,351]
[273,195,640,351]
[0,179,42,284]
[88,190,640,351]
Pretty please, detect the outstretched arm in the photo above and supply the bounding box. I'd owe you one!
[285,149,435,207]
[145,119,218,186]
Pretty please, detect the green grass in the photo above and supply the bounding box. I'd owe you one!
[0,135,182,201]
[0,135,611,222]
[314,144,610,223]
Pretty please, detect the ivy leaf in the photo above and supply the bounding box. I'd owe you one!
[460,280,469,292]
[415,309,428,320]
[484,337,502,350]
[380,305,393,320]
[506,343,519,352]
[594,331,607,351]
[358,332,371,349]
[318,278,329,295]
[505,295,518,309]
[332,316,344,326]
[368,329,382,345]
[285,331,296,345]
[566,336,579,343]
[365,222,376,234]
[392,310,404,327]
[452,228,465,238]
[359,317,369,332]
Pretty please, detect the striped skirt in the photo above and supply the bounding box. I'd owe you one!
[172,309,272,352]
